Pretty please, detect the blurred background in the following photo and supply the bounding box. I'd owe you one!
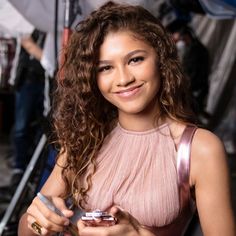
[0,0,235,235]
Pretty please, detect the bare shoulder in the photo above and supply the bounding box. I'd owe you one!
[190,127,228,186]
[167,121,228,185]
[192,128,225,157]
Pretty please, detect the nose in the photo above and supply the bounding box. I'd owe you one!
[116,66,135,87]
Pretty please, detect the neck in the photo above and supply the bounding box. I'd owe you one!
[118,115,158,131]
[118,102,164,132]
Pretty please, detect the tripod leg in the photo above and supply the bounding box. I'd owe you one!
[0,134,47,236]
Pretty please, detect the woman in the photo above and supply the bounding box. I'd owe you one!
[18,2,235,236]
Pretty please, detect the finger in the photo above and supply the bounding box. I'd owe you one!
[109,206,127,224]
[79,224,132,236]
[109,206,140,232]
[77,220,111,232]
[37,194,74,217]
[28,208,66,233]
[79,225,112,236]
[27,203,69,232]
[27,215,51,236]
[77,219,86,231]
[33,197,70,226]
[52,197,74,217]
[110,205,125,215]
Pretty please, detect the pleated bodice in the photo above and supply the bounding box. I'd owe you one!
[85,123,180,227]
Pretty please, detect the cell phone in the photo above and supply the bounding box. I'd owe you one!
[37,192,79,236]
[81,210,116,227]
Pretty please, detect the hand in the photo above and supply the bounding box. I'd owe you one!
[77,206,155,236]
[26,195,74,235]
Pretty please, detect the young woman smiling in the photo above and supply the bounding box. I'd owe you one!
[18,2,235,236]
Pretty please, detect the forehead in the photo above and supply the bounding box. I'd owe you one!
[99,30,153,54]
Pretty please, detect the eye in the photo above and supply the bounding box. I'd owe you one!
[129,56,144,65]
[97,65,112,73]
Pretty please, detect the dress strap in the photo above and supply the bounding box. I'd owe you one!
[177,125,197,210]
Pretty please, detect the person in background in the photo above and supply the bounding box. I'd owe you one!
[18,2,235,236]
[10,29,46,186]
[172,25,210,118]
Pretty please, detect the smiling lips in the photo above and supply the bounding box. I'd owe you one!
[114,84,144,98]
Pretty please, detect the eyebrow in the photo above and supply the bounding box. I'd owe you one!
[98,49,147,65]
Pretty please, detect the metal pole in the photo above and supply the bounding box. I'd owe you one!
[0,134,47,236]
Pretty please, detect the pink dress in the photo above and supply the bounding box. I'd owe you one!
[84,123,197,236]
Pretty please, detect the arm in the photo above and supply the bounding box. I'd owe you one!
[21,36,43,61]
[190,129,235,236]
[18,152,73,236]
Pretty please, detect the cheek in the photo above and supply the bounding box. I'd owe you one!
[147,66,161,95]
[97,77,106,92]
[96,77,111,99]
[136,65,160,87]
[134,59,158,78]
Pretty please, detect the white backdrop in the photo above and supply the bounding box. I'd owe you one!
[0,0,33,37]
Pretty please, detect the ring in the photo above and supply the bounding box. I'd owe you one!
[31,221,42,235]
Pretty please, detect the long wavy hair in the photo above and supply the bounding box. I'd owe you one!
[52,1,196,207]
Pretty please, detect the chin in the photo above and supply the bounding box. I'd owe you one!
[118,105,148,115]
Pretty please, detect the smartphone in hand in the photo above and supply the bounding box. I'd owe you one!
[81,210,116,227]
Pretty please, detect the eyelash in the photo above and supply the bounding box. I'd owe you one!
[129,56,144,64]
[97,56,145,73]
[97,65,112,73]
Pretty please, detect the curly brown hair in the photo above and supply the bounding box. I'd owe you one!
[52,1,196,207]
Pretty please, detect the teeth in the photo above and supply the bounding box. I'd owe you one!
[117,87,140,97]
[119,86,138,93]
[115,84,143,95]
[120,89,134,93]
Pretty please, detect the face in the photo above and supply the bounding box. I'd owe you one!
[96,31,161,120]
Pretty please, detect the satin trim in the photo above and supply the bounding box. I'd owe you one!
[177,125,197,211]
